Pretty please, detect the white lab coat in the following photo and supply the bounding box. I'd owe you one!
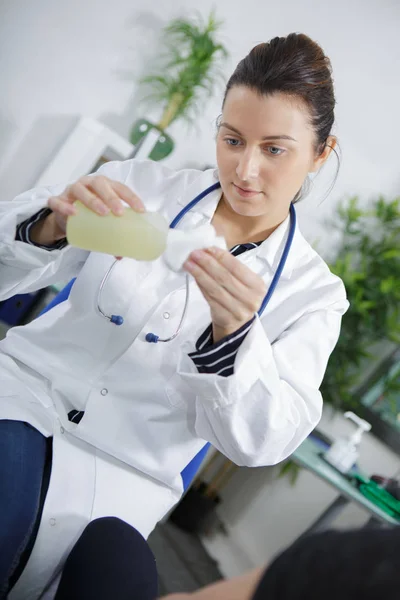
[0,159,348,599]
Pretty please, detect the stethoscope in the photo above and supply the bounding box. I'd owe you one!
[97,182,296,343]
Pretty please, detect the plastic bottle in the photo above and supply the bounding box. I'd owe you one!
[324,412,371,474]
[66,202,170,261]
[66,201,226,270]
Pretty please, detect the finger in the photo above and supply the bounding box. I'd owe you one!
[201,288,235,323]
[206,247,265,291]
[187,251,265,313]
[196,256,251,306]
[47,194,77,216]
[111,180,146,213]
[85,177,126,216]
[200,277,253,324]
[68,181,110,216]
[185,259,255,322]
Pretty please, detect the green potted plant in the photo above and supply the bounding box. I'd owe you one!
[130,11,228,161]
[321,196,400,411]
[280,195,400,484]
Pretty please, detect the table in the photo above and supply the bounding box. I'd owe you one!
[292,437,399,535]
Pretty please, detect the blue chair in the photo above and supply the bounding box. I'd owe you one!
[40,279,210,491]
[180,442,210,491]
[0,289,48,327]
[40,278,77,316]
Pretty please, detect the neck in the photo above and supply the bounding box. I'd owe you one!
[212,196,288,248]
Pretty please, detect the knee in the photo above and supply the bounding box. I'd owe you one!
[80,517,154,561]
[85,516,127,535]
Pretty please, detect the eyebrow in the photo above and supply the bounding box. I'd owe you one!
[220,122,297,142]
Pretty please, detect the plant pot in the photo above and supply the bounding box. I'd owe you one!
[169,483,221,534]
[130,119,174,161]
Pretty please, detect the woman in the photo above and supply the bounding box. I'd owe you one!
[0,33,348,598]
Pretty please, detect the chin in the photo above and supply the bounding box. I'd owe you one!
[234,205,263,218]
[225,195,266,218]
[220,183,264,215]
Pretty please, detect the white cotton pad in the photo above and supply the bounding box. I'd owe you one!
[164,224,227,272]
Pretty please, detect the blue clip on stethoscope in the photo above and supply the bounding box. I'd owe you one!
[97,182,296,343]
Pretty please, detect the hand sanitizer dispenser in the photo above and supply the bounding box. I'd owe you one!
[324,412,371,474]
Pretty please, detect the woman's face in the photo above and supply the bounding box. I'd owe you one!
[216,86,334,223]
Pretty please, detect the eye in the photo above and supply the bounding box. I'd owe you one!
[266,146,285,156]
[225,138,242,147]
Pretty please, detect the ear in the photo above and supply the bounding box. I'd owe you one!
[310,135,337,173]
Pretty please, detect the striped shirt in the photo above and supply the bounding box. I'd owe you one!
[15,210,261,425]
[16,207,68,250]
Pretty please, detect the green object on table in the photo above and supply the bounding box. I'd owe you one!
[292,437,399,526]
[130,119,174,161]
[352,473,400,521]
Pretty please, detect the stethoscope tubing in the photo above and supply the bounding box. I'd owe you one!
[96,182,296,343]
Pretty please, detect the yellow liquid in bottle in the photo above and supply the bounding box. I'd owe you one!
[66,202,169,260]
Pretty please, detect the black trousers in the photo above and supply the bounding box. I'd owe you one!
[55,517,158,600]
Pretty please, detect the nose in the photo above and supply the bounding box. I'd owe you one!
[236,148,260,181]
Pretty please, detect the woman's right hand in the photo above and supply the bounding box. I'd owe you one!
[47,174,146,235]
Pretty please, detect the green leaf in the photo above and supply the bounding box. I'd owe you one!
[323,195,400,414]
[382,249,400,260]
[278,461,301,486]
[136,11,229,127]
[380,278,396,294]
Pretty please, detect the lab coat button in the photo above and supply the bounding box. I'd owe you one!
[60,426,65,434]
[163,312,170,320]
[101,388,108,396]
[49,518,56,526]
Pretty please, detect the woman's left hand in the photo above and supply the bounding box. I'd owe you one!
[184,247,267,343]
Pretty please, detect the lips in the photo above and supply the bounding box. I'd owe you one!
[233,183,261,198]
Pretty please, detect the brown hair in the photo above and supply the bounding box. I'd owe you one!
[223,33,335,155]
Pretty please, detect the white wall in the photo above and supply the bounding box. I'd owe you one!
[1,0,400,578]
[1,0,400,246]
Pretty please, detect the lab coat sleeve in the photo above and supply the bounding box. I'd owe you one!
[0,158,197,301]
[0,178,90,301]
[0,159,134,300]
[176,299,348,467]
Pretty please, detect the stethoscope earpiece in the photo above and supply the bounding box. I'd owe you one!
[145,333,159,343]
[110,315,124,326]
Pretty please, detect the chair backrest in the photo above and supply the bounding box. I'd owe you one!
[40,279,210,491]
[180,442,211,491]
[39,278,76,317]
